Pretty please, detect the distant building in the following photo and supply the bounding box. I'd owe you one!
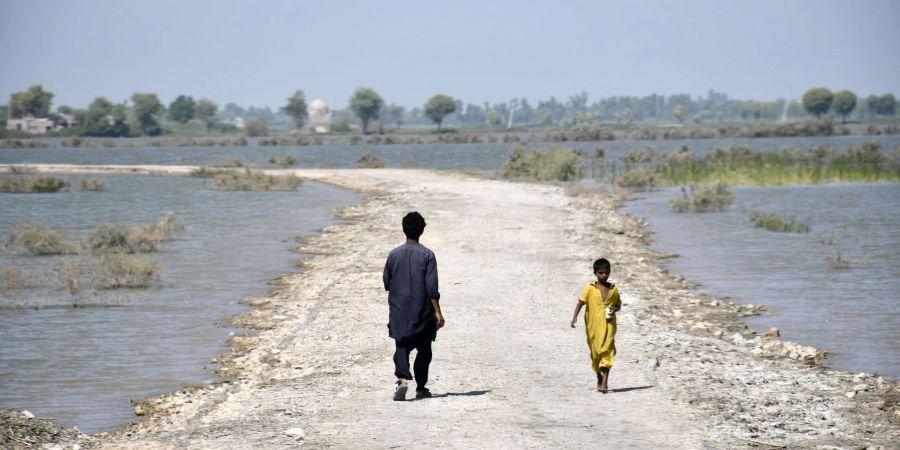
[308,99,331,133]
[6,114,75,135]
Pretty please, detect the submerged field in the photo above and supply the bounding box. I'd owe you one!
[0,173,360,432]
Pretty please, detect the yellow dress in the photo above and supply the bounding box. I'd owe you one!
[578,283,621,371]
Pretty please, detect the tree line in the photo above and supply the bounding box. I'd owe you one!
[2,84,897,138]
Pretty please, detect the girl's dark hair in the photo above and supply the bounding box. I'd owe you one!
[402,211,426,240]
[593,258,611,272]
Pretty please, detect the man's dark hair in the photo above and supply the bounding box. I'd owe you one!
[593,258,611,273]
[402,211,426,240]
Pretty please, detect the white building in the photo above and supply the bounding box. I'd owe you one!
[6,114,76,135]
[308,99,331,133]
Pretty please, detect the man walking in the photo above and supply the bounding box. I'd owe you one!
[383,211,445,401]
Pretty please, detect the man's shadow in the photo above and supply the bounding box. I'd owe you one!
[417,389,491,400]
[607,385,655,393]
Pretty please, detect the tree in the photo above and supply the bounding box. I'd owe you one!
[868,93,896,117]
[9,85,54,118]
[802,87,833,117]
[130,93,164,136]
[832,90,857,122]
[168,95,195,123]
[424,94,457,131]
[486,110,502,126]
[672,104,685,123]
[349,87,384,134]
[880,94,896,116]
[383,103,405,130]
[83,97,129,137]
[193,98,218,134]
[282,90,308,130]
[243,117,269,136]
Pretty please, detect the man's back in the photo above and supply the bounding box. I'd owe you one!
[383,241,439,341]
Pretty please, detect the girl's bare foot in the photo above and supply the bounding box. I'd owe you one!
[599,368,610,393]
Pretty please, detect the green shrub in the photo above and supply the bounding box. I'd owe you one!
[211,169,303,191]
[79,179,106,191]
[501,145,582,181]
[357,153,386,168]
[671,183,735,212]
[6,223,76,255]
[749,211,810,233]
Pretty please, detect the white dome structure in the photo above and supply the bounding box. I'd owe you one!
[308,99,332,133]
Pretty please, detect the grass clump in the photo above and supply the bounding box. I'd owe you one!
[650,141,900,186]
[268,154,298,168]
[0,176,70,193]
[357,153,386,168]
[502,145,582,181]
[187,167,230,178]
[5,223,77,255]
[89,254,163,289]
[749,211,810,233]
[212,158,245,168]
[86,213,184,253]
[617,168,659,191]
[79,178,106,191]
[211,169,303,191]
[671,183,736,212]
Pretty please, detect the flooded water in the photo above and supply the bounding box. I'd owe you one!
[0,174,360,432]
[622,183,900,378]
[1,135,898,433]
[1,135,898,171]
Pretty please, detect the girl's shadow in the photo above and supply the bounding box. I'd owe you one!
[607,385,655,393]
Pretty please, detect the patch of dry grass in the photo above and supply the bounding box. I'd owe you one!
[0,176,70,193]
[670,183,736,212]
[79,178,106,191]
[501,145,582,181]
[268,154,298,168]
[5,223,77,255]
[357,153,386,168]
[211,169,303,191]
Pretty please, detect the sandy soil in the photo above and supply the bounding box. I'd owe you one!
[1,165,898,449]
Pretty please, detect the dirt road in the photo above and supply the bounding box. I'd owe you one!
[2,165,896,449]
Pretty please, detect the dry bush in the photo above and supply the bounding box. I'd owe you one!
[86,213,184,253]
[211,169,303,191]
[501,145,582,181]
[212,158,245,168]
[357,153,386,168]
[617,168,659,191]
[0,176,70,193]
[6,223,76,255]
[267,154,298,168]
[671,183,736,213]
[79,179,106,191]
[90,253,163,289]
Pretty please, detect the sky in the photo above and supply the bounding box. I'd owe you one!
[1,0,898,111]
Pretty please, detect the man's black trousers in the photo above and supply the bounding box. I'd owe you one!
[393,331,432,389]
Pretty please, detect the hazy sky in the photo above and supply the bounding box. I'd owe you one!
[1,0,898,110]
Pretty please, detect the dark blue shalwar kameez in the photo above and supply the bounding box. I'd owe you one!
[383,241,440,389]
